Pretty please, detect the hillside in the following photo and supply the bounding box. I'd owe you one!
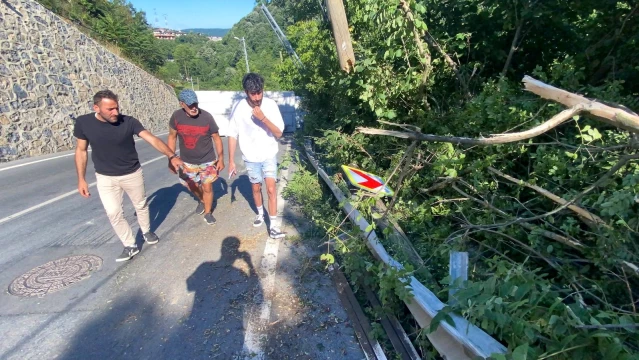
[182,28,230,37]
[37,0,165,72]
[155,5,289,91]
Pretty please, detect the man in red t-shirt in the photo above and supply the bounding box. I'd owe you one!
[168,89,225,225]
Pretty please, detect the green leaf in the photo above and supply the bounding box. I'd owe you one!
[512,343,529,360]
[320,253,335,264]
[444,168,458,177]
[395,49,403,57]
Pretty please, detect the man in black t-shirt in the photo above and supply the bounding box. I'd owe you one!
[74,90,184,262]
[168,89,224,225]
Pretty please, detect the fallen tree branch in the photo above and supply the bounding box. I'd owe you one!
[575,323,639,330]
[523,76,639,134]
[357,105,584,145]
[422,32,470,98]
[421,177,458,194]
[373,199,425,269]
[487,167,609,228]
[479,229,560,270]
[386,140,419,215]
[455,153,639,231]
[451,184,585,250]
[453,153,639,278]
[399,0,432,82]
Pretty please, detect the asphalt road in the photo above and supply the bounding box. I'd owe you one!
[0,134,365,359]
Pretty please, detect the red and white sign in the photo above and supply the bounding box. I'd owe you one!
[341,165,394,196]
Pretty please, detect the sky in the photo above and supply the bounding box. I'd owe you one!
[128,0,258,30]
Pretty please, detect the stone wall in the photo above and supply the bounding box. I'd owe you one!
[0,0,178,162]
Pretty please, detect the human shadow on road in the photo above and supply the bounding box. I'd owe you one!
[135,179,230,247]
[230,174,258,213]
[212,177,229,211]
[146,183,189,231]
[160,236,262,358]
[58,293,158,360]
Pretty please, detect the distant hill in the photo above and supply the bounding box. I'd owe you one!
[182,28,230,37]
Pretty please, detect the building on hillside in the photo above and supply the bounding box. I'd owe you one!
[208,36,222,41]
[153,28,186,40]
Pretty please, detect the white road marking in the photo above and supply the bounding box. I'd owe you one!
[243,144,291,359]
[0,132,168,173]
[0,153,78,172]
[0,153,171,225]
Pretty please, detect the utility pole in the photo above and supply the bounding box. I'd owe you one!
[234,36,250,73]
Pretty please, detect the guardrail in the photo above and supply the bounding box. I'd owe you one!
[304,140,507,359]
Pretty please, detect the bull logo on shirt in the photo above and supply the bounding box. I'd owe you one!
[176,124,209,149]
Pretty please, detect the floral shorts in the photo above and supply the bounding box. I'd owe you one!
[178,161,218,186]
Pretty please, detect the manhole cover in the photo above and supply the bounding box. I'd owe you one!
[8,255,103,297]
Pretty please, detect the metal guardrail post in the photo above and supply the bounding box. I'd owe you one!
[449,252,469,306]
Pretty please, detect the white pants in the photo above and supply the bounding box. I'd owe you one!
[96,168,150,247]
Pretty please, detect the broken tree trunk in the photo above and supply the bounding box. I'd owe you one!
[325,0,356,73]
[523,76,639,134]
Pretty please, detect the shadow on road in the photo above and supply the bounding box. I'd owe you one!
[136,179,230,246]
[147,183,189,231]
[58,293,157,360]
[161,236,260,358]
[230,174,257,214]
[58,236,261,359]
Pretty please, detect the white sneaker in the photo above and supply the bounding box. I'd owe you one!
[253,214,264,227]
[269,226,285,239]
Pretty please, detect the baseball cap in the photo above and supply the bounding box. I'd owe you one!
[178,89,198,106]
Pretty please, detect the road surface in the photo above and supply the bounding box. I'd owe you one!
[0,134,365,359]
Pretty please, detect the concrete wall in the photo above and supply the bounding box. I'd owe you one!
[195,91,301,136]
[0,0,179,162]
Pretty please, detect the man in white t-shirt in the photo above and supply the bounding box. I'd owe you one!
[227,73,286,239]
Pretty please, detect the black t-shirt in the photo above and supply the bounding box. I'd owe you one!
[73,113,146,176]
[170,109,219,164]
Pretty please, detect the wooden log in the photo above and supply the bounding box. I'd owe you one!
[357,106,583,145]
[325,0,356,72]
[523,76,639,133]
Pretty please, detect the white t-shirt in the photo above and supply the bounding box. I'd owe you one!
[228,97,285,163]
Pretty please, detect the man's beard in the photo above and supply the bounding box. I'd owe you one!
[187,108,199,117]
[247,98,262,107]
[99,112,118,123]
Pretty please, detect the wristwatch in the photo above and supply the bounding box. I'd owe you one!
[169,153,179,160]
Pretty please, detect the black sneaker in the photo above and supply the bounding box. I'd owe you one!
[204,213,217,225]
[143,231,159,244]
[116,246,139,262]
[195,202,205,215]
[269,226,286,239]
[253,214,264,227]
